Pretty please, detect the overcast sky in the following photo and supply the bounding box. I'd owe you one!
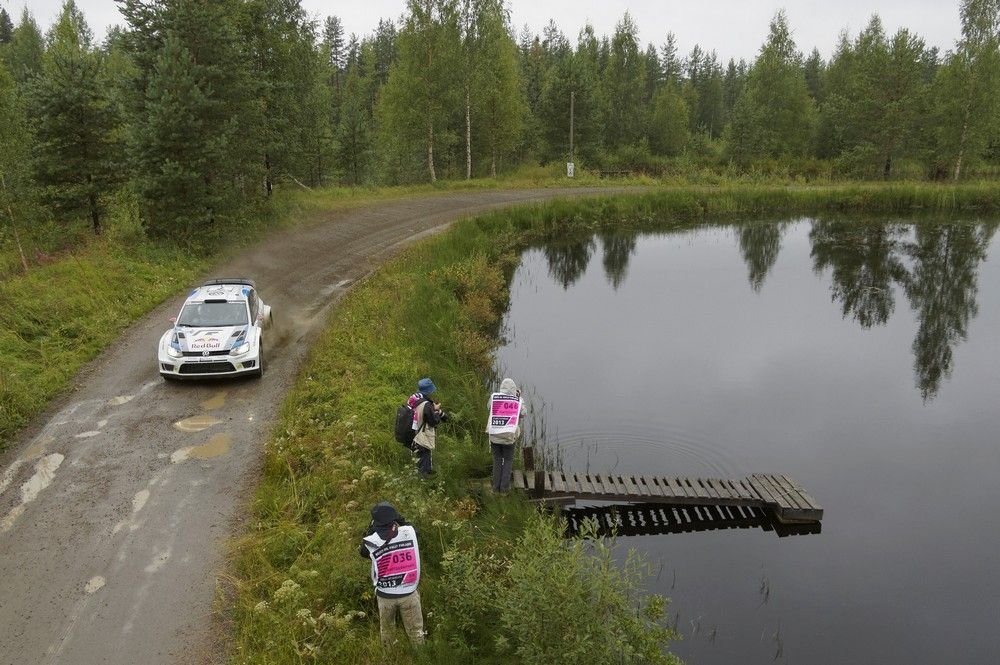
[10,0,963,63]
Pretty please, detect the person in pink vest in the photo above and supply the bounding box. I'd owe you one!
[359,502,424,646]
[486,377,525,493]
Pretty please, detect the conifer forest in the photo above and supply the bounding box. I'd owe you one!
[0,0,999,249]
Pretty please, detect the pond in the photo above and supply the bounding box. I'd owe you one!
[493,218,1000,664]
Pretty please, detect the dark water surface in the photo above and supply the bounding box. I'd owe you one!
[494,218,1000,664]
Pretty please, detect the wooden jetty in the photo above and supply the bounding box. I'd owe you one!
[513,448,823,524]
[564,503,821,538]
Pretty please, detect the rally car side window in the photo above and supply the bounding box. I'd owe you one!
[248,290,259,322]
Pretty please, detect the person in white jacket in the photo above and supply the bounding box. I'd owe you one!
[358,502,424,646]
[486,377,525,493]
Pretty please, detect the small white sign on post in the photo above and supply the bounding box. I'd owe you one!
[567,162,575,178]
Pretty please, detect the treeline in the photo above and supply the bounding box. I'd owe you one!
[1,0,999,253]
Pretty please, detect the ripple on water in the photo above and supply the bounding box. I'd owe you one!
[541,425,741,479]
[523,400,742,478]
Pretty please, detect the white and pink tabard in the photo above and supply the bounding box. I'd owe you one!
[487,393,523,438]
[365,525,421,595]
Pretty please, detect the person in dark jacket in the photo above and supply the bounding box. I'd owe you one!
[359,502,424,646]
[408,377,447,477]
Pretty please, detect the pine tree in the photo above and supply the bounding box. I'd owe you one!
[26,1,118,235]
[371,19,397,88]
[722,58,748,127]
[571,24,602,159]
[602,13,645,151]
[236,0,324,190]
[323,15,345,92]
[517,27,546,161]
[695,51,724,138]
[660,32,680,88]
[803,48,825,104]
[0,58,33,271]
[0,8,14,45]
[4,8,44,83]
[681,45,702,136]
[119,0,260,244]
[642,43,660,106]
[139,33,213,242]
[726,11,816,163]
[338,59,370,184]
[322,15,345,135]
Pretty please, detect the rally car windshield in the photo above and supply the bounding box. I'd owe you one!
[177,302,249,327]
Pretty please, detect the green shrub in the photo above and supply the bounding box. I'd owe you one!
[438,513,680,665]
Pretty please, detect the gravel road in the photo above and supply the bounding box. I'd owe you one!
[0,188,620,665]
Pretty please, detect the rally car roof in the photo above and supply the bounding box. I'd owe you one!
[187,283,251,302]
[202,277,255,288]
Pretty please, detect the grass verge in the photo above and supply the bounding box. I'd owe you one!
[0,242,207,448]
[226,182,1000,664]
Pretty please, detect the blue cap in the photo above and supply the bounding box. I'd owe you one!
[417,377,436,395]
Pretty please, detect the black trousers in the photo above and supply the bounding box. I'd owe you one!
[415,446,433,476]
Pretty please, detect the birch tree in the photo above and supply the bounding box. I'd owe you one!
[931,0,1000,179]
[379,0,461,183]
[472,0,524,175]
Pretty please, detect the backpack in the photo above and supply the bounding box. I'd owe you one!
[394,401,426,448]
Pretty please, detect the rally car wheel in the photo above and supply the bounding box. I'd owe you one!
[254,341,265,379]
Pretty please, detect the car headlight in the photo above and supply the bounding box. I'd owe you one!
[167,346,182,358]
[230,341,251,356]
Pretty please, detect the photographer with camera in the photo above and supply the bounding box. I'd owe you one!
[358,502,424,646]
[409,378,448,477]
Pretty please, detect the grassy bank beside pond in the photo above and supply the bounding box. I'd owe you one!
[0,243,207,449]
[226,182,1000,665]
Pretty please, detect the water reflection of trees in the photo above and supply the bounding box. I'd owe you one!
[809,221,910,328]
[542,232,637,290]
[538,220,997,399]
[902,223,998,399]
[807,218,997,400]
[738,222,790,292]
[543,237,595,289]
[599,231,638,290]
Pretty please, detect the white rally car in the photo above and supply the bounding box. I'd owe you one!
[158,278,272,380]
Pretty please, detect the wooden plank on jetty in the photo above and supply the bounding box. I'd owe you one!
[512,444,822,523]
[516,472,822,523]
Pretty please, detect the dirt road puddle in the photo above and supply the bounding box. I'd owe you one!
[84,576,105,594]
[200,391,228,411]
[173,415,221,433]
[170,433,231,464]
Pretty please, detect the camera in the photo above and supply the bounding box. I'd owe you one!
[438,410,450,422]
